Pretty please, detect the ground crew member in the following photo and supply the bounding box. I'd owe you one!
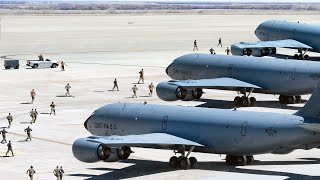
[24,126,32,141]
[217,38,222,47]
[50,102,56,115]
[5,140,14,157]
[29,109,35,124]
[26,166,36,180]
[33,109,38,123]
[209,48,216,55]
[225,47,230,55]
[53,166,60,180]
[193,39,198,51]
[60,166,65,180]
[112,79,119,91]
[60,61,66,71]
[138,69,144,84]
[131,85,138,98]
[65,83,71,96]
[148,82,155,96]
[1,128,7,144]
[38,54,43,61]
[7,113,12,128]
[30,89,36,104]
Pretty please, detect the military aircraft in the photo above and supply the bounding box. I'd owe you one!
[156,53,320,107]
[73,81,320,170]
[231,20,320,59]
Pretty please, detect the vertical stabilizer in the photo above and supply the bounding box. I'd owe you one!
[294,81,320,118]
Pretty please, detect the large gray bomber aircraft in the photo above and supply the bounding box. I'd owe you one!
[73,81,320,170]
[231,20,320,59]
[156,53,320,107]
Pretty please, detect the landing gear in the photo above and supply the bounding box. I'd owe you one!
[279,95,301,104]
[233,88,256,107]
[169,146,197,170]
[294,49,310,60]
[226,155,254,166]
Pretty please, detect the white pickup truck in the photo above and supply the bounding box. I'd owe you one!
[27,59,59,69]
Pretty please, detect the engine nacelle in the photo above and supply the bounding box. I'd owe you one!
[156,81,187,101]
[231,45,276,57]
[72,138,132,163]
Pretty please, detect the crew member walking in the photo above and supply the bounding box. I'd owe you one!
[138,69,144,84]
[1,128,7,144]
[217,38,222,47]
[30,89,36,104]
[26,166,36,180]
[60,166,65,180]
[53,166,60,180]
[65,83,71,96]
[148,82,155,96]
[7,113,12,128]
[60,61,66,71]
[193,40,198,51]
[112,79,119,91]
[33,109,38,123]
[225,47,230,55]
[29,109,35,124]
[24,126,32,141]
[50,102,56,115]
[131,85,138,98]
[209,47,215,54]
[5,140,14,157]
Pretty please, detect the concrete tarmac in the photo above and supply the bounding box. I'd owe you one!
[0,13,319,179]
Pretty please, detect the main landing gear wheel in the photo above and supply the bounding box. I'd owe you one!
[294,53,309,60]
[169,146,197,170]
[226,155,252,166]
[234,96,256,107]
[279,95,301,104]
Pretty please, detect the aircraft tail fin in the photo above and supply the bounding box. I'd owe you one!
[294,81,320,118]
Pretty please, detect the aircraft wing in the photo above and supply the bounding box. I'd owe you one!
[167,77,261,89]
[86,133,204,148]
[232,39,311,49]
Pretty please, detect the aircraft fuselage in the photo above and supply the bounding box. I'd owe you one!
[166,53,320,95]
[85,102,320,155]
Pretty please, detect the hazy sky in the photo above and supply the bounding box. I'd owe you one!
[5,0,320,2]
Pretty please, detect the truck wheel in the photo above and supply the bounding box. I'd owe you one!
[5,66,10,69]
[14,66,19,69]
[51,64,57,68]
[33,64,38,68]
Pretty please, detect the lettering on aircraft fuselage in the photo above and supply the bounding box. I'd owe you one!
[265,127,277,136]
[173,69,192,76]
[94,123,117,130]
[258,31,269,37]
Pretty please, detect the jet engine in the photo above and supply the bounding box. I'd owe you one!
[156,81,203,101]
[72,138,132,163]
[231,46,276,57]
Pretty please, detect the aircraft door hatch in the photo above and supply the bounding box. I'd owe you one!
[241,122,248,136]
[228,64,233,77]
[162,116,168,130]
[291,68,296,80]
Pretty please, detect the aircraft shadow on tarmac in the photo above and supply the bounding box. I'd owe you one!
[67,158,320,180]
[195,98,304,111]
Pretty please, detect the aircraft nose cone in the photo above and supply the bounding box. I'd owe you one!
[166,63,172,75]
[84,116,90,131]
